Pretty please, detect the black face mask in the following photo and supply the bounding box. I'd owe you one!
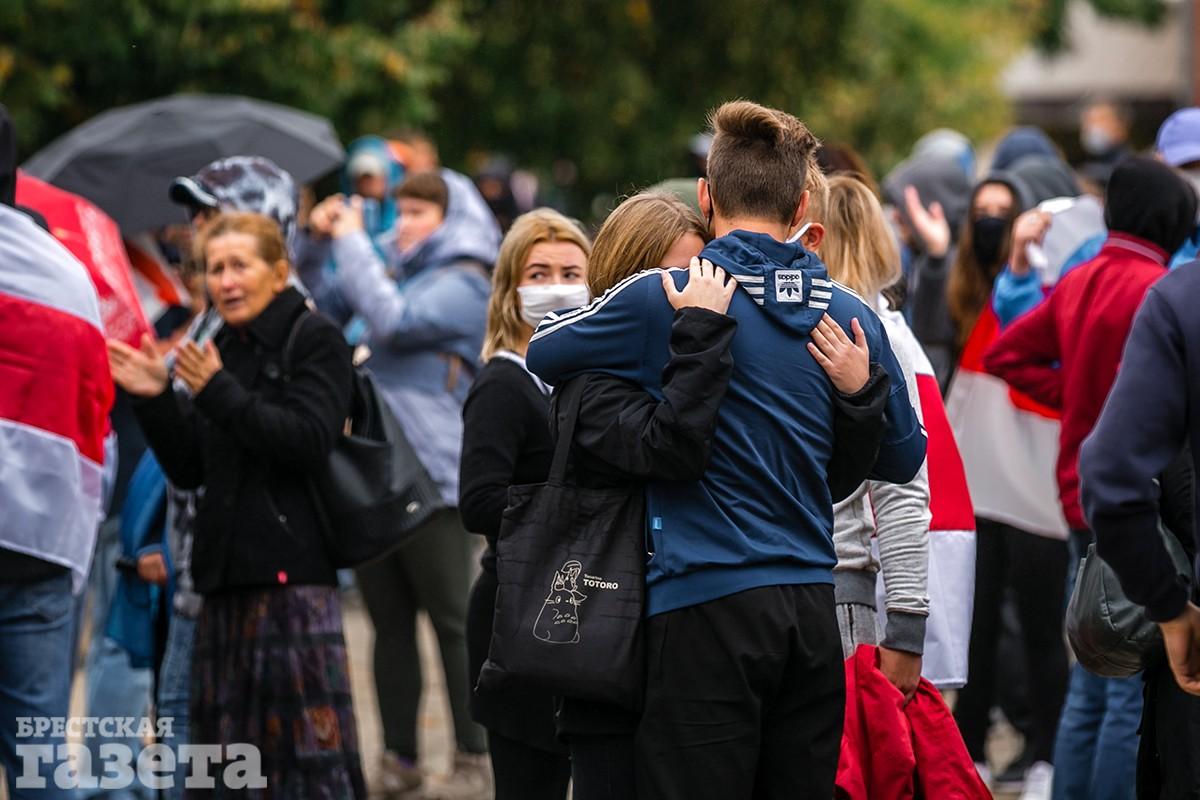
[971,216,1008,267]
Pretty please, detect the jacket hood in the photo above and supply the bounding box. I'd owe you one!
[912,128,975,179]
[341,136,405,237]
[341,135,405,194]
[973,170,1035,215]
[389,168,501,277]
[700,229,831,334]
[1009,155,1081,205]
[1105,155,1198,256]
[991,127,1059,172]
[883,153,971,249]
[0,104,15,207]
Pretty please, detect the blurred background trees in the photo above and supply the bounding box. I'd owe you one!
[0,0,1169,213]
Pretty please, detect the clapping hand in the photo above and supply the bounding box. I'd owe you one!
[174,339,223,395]
[309,194,365,239]
[107,334,169,398]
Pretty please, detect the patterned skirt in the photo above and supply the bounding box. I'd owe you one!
[190,585,367,799]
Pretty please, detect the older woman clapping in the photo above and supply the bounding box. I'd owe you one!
[108,212,365,798]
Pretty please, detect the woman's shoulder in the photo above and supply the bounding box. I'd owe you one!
[467,357,547,407]
[286,308,352,367]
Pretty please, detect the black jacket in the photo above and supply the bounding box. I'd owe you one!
[134,288,352,594]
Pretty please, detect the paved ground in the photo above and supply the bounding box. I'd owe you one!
[1,597,1025,800]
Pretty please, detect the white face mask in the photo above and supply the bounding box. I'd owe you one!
[517,284,591,328]
[1081,126,1116,156]
[786,222,813,244]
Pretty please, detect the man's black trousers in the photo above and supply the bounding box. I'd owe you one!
[635,583,845,800]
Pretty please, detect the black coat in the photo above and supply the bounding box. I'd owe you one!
[134,287,353,594]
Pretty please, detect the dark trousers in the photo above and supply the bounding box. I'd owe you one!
[357,509,486,758]
[1138,656,1200,799]
[487,730,572,800]
[954,518,1069,764]
[635,583,845,800]
[468,562,570,797]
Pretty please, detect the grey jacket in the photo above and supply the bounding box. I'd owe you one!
[833,302,931,654]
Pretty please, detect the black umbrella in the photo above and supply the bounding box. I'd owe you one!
[22,94,344,233]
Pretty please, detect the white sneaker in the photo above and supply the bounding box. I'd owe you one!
[377,751,424,798]
[1019,761,1054,800]
[422,753,493,800]
[974,762,993,789]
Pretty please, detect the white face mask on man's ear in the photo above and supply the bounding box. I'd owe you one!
[786,222,813,244]
[517,284,591,328]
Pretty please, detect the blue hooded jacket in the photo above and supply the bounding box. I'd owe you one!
[527,231,926,616]
[300,168,501,505]
[341,136,405,246]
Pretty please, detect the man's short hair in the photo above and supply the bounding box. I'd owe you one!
[395,171,449,216]
[706,100,820,224]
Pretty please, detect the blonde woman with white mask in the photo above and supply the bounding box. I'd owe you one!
[460,209,592,800]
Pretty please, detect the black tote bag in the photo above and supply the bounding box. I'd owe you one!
[478,376,646,710]
[283,312,445,568]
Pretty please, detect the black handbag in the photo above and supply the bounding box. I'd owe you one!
[283,312,444,568]
[1066,524,1192,678]
[478,376,647,710]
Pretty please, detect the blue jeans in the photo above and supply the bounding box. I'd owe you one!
[1052,529,1141,800]
[156,610,197,799]
[0,572,76,799]
[1051,664,1142,800]
[81,519,153,800]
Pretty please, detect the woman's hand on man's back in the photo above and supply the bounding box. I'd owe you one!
[662,257,737,315]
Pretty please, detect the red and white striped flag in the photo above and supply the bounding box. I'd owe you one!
[945,307,1068,540]
[874,311,977,688]
[0,204,114,592]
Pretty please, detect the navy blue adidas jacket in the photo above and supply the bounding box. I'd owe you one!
[526,231,927,616]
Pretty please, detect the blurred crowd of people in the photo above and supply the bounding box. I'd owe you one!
[2,91,1200,800]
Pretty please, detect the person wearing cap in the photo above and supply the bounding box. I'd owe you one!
[1156,107,1200,269]
[139,155,306,799]
[169,156,301,257]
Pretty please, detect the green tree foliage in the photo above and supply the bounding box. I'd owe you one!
[431,0,1034,208]
[0,0,1168,212]
[0,0,475,156]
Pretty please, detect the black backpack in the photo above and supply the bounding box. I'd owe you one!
[283,311,444,567]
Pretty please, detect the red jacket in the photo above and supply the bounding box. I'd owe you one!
[983,233,1169,530]
[837,645,989,799]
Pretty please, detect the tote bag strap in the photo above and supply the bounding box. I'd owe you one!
[548,376,588,486]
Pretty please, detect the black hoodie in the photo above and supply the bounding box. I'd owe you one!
[0,103,16,207]
[1105,156,1198,255]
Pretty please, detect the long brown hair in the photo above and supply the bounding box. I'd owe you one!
[588,192,709,296]
[819,176,901,300]
[946,181,1020,347]
[481,208,590,362]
